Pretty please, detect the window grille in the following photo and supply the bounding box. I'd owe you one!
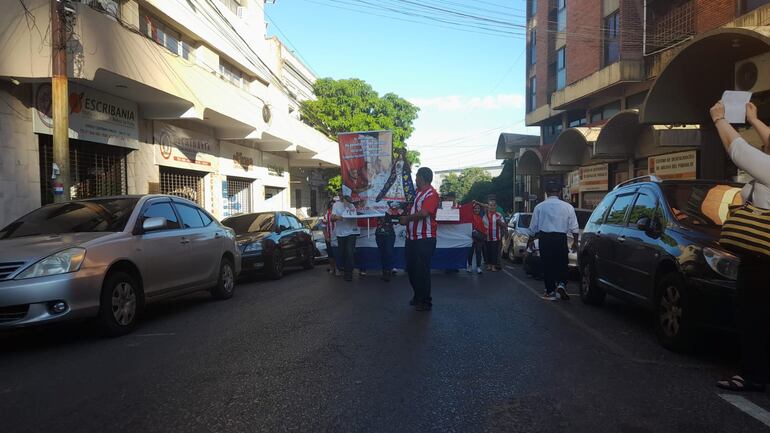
[225,177,253,216]
[39,138,129,205]
[160,167,205,206]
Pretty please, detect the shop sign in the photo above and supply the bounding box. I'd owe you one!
[568,170,581,194]
[34,83,139,149]
[153,122,217,172]
[579,164,609,192]
[648,151,697,180]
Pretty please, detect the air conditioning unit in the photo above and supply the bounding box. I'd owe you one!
[735,52,770,93]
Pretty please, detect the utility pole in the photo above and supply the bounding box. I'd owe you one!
[51,0,70,202]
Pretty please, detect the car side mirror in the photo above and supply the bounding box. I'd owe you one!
[143,217,168,232]
[636,217,651,232]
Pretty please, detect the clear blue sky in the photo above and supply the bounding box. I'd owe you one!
[265,0,538,171]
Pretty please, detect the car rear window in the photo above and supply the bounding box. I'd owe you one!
[223,213,275,234]
[518,214,532,228]
[661,183,743,228]
[0,198,139,239]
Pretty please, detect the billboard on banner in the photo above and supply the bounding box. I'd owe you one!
[338,130,410,216]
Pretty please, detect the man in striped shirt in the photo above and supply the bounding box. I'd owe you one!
[482,195,506,272]
[399,167,439,311]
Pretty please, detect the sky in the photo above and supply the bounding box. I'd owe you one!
[264,0,539,172]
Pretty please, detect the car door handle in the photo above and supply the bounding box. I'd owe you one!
[618,235,625,243]
[180,237,190,245]
[214,232,222,239]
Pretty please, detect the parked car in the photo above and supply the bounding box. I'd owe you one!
[0,195,240,336]
[223,211,314,279]
[578,177,744,351]
[502,212,532,263]
[302,217,329,262]
[567,209,593,270]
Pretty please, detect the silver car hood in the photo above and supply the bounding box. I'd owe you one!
[0,232,116,264]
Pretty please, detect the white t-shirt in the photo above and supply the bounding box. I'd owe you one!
[730,137,770,209]
[332,201,360,238]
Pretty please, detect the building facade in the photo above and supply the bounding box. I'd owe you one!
[509,0,770,209]
[0,0,338,228]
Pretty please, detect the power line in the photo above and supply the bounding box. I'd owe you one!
[264,10,319,77]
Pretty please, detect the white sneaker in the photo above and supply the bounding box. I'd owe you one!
[476,267,483,274]
[542,292,558,301]
[360,271,367,276]
[466,265,472,273]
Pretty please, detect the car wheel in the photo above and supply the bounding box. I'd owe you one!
[211,257,236,300]
[267,249,284,280]
[654,273,693,352]
[302,245,314,270]
[97,271,140,337]
[579,259,605,305]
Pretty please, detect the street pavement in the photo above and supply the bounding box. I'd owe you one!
[1,263,770,433]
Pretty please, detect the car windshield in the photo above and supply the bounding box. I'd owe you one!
[0,198,139,240]
[661,183,743,229]
[518,214,532,228]
[223,213,275,234]
[303,218,324,230]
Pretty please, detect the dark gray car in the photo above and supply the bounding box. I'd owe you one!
[0,195,241,336]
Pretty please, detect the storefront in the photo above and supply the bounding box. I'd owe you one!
[153,121,218,211]
[33,82,139,204]
[219,140,261,218]
[260,152,290,212]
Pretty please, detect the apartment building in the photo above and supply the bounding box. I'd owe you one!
[505,0,770,208]
[0,0,339,227]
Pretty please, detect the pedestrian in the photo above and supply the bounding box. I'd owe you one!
[323,199,338,276]
[331,195,360,282]
[400,167,439,311]
[475,195,506,272]
[376,207,400,282]
[467,203,485,274]
[527,181,579,301]
[711,100,770,392]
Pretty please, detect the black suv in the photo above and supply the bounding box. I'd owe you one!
[578,177,744,351]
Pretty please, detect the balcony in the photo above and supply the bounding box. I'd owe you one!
[550,60,645,111]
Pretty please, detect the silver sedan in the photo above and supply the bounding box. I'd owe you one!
[0,195,240,336]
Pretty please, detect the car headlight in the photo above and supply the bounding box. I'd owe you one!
[16,248,86,279]
[703,247,740,280]
[242,242,263,254]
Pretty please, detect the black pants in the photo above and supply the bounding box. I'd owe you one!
[375,233,396,272]
[337,235,357,278]
[405,238,437,305]
[539,232,568,294]
[737,256,770,383]
[467,240,483,268]
[485,240,501,267]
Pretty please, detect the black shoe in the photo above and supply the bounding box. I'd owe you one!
[409,298,416,306]
[415,303,432,311]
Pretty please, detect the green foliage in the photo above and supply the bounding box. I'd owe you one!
[439,167,493,202]
[326,174,342,196]
[464,160,514,212]
[300,77,420,157]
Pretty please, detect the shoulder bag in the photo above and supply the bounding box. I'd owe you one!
[719,182,770,259]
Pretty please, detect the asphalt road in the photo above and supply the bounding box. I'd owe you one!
[2,262,770,433]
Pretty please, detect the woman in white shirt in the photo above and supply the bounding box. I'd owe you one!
[710,100,770,392]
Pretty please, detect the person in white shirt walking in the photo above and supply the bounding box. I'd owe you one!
[527,181,579,301]
[331,195,360,282]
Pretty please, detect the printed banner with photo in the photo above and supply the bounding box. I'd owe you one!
[338,130,413,216]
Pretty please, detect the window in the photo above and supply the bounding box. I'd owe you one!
[143,202,180,229]
[175,203,205,229]
[287,215,303,230]
[628,193,657,226]
[603,12,620,66]
[529,30,537,65]
[557,0,566,32]
[569,112,586,127]
[742,0,770,14]
[219,59,244,88]
[529,0,537,17]
[605,194,635,226]
[218,0,242,16]
[556,47,566,90]
[589,195,615,225]
[198,210,214,226]
[139,9,191,60]
[590,101,621,123]
[295,189,303,208]
[529,77,537,111]
[223,213,275,234]
[276,214,292,232]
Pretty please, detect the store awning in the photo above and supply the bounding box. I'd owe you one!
[594,110,641,159]
[545,127,601,169]
[517,148,543,175]
[495,133,540,159]
[641,26,770,124]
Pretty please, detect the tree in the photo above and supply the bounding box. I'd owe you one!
[301,78,421,166]
[464,160,514,212]
[439,167,493,201]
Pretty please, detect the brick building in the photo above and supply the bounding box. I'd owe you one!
[501,0,770,209]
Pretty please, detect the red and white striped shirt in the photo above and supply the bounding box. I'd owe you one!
[483,211,504,241]
[323,209,336,240]
[406,185,439,240]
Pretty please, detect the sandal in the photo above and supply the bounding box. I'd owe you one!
[717,375,766,392]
